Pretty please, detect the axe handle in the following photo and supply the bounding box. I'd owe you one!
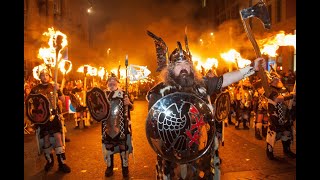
[241,18,271,97]
[241,19,261,58]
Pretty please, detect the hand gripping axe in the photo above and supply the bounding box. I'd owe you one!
[240,0,272,97]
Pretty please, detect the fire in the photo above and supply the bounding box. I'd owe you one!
[192,53,218,72]
[98,67,106,80]
[32,63,48,80]
[37,27,68,66]
[220,49,251,68]
[77,65,97,76]
[260,31,296,57]
[58,59,72,75]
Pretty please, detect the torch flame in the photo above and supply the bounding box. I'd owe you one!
[38,27,68,66]
[58,59,72,75]
[32,63,48,80]
[260,31,296,57]
[220,49,251,68]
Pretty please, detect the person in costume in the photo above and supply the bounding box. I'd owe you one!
[72,80,89,129]
[103,73,134,178]
[265,71,296,160]
[28,68,71,173]
[252,83,269,140]
[234,79,254,130]
[145,30,266,179]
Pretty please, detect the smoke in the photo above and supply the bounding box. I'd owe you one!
[89,0,271,73]
[91,0,205,72]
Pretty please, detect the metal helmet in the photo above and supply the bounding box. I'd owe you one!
[107,72,120,83]
[169,41,192,64]
[38,68,52,78]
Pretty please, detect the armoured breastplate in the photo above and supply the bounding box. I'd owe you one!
[32,84,55,112]
[105,91,124,138]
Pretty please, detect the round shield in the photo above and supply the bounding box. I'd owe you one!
[86,87,110,122]
[25,94,51,124]
[146,92,215,164]
[214,91,231,122]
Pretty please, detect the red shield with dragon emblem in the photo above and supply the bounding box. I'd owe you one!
[25,94,51,124]
[86,87,110,122]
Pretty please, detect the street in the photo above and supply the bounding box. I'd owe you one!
[24,99,296,180]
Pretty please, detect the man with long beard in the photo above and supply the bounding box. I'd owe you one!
[146,36,265,179]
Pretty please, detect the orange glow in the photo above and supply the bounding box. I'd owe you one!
[32,63,48,80]
[58,59,72,75]
[37,27,68,66]
[98,67,106,80]
[220,49,251,68]
[260,31,296,57]
[77,65,97,76]
[192,53,218,72]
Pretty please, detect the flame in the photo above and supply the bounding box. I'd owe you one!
[192,53,218,72]
[37,27,68,66]
[77,65,97,76]
[260,31,296,57]
[220,49,251,68]
[32,63,48,80]
[58,59,72,75]
[110,68,126,79]
[98,67,106,80]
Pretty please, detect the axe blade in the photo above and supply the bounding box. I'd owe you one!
[240,0,271,30]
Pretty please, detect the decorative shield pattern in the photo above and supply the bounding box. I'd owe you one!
[146,92,215,164]
[25,94,51,124]
[86,87,110,122]
[214,91,231,122]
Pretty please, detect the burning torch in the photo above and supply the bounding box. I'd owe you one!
[53,34,63,111]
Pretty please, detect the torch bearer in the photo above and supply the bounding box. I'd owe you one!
[53,34,63,111]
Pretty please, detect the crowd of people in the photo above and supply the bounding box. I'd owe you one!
[24,34,296,180]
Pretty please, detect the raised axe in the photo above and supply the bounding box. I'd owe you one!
[240,0,272,97]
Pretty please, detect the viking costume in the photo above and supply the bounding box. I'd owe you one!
[234,79,254,130]
[146,29,261,179]
[265,72,296,160]
[26,68,71,173]
[252,83,269,140]
[145,29,258,179]
[71,80,89,129]
[103,88,133,177]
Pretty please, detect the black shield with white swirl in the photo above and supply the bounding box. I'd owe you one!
[86,87,110,122]
[25,93,51,124]
[146,92,215,163]
[214,91,231,122]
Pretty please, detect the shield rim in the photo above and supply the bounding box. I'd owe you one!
[146,92,215,164]
[25,93,50,124]
[86,87,110,122]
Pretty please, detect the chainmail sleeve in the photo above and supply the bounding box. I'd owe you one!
[205,76,223,96]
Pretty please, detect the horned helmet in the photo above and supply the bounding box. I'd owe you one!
[107,72,120,83]
[147,27,192,72]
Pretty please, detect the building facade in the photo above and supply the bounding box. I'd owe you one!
[200,0,296,72]
[24,0,92,78]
